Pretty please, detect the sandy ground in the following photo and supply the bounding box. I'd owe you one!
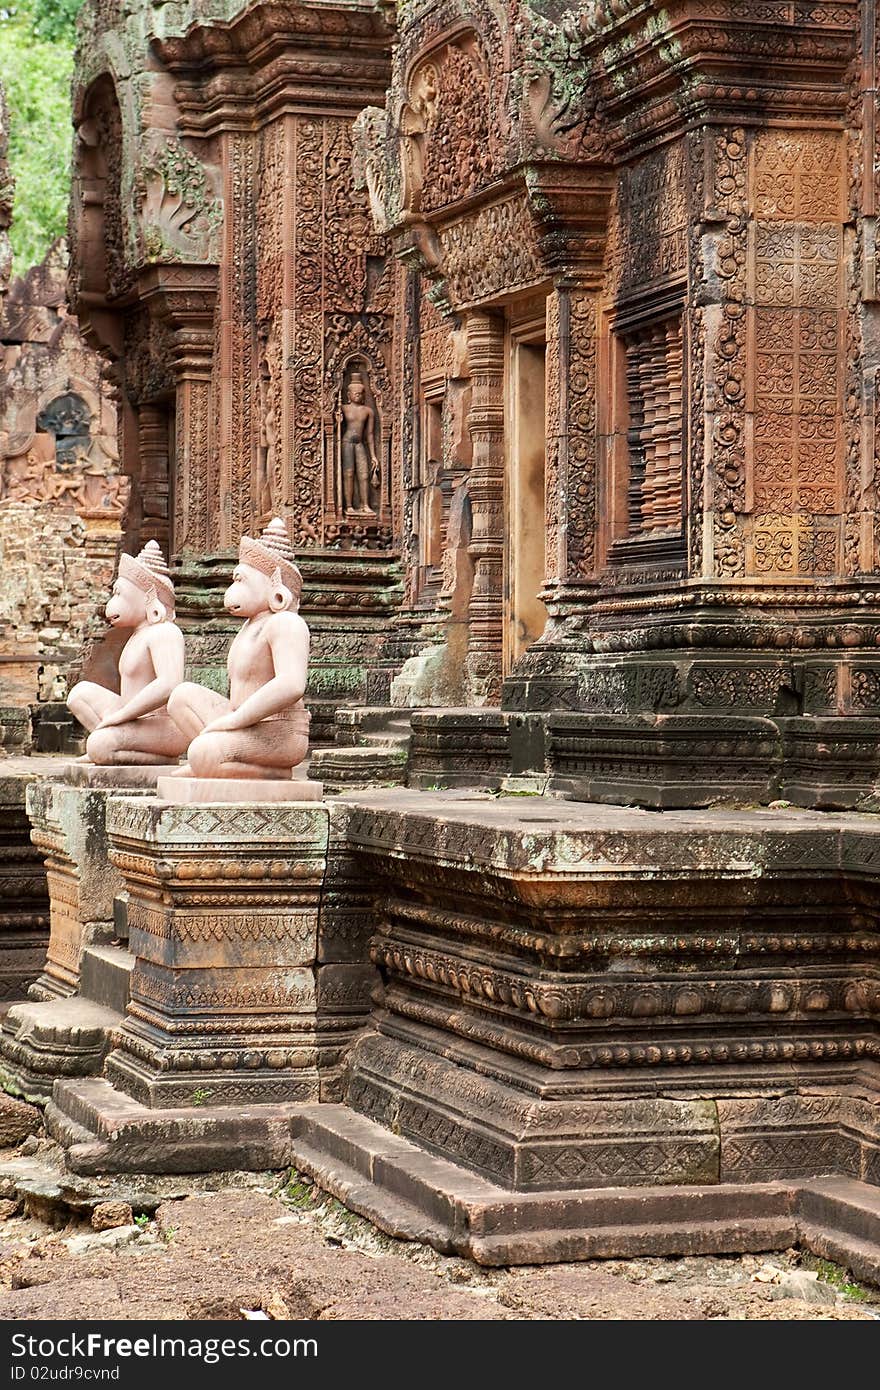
[0,1139,877,1321]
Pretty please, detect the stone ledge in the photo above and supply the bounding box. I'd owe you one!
[288,1106,880,1277]
[0,996,122,1101]
[45,1078,305,1175]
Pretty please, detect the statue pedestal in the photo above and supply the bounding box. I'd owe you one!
[46,794,374,1170]
[0,765,176,1100]
[156,776,323,804]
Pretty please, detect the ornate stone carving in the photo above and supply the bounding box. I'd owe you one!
[352,106,392,233]
[401,33,497,217]
[135,133,222,265]
[92,796,369,1109]
[436,196,543,311]
[226,132,258,545]
[709,127,749,581]
[748,129,845,580]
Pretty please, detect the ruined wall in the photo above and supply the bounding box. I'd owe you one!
[0,240,123,737]
[0,505,117,703]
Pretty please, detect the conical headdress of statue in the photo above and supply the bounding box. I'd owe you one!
[118,540,175,617]
[238,517,303,606]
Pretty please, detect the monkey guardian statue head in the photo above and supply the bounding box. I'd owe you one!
[224,516,303,618]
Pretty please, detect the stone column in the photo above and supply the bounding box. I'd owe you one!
[137,266,218,558]
[136,404,170,549]
[464,310,505,704]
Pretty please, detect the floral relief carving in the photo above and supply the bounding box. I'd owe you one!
[748,129,845,579]
[437,196,542,310]
[255,119,286,523]
[709,128,748,579]
[228,132,257,543]
[611,141,689,298]
[567,290,599,579]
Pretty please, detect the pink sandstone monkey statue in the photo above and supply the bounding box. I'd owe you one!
[167,517,309,779]
[67,541,188,765]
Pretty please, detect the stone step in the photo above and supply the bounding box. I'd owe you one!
[358,730,411,747]
[287,1104,880,1277]
[0,1151,186,1221]
[46,1078,302,1175]
[796,1176,880,1281]
[333,707,412,749]
[308,744,408,790]
[79,945,134,1016]
[0,996,122,1101]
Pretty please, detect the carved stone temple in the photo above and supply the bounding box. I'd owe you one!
[3,0,880,1278]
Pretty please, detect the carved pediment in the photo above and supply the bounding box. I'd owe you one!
[134,133,222,266]
[400,31,499,217]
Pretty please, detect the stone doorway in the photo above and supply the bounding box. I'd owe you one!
[504,314,547,676]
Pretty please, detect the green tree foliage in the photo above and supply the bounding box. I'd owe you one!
[25,0,82,43]
[0,2,82,273]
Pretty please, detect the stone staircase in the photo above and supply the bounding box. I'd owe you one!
[308,706,411,793]
[0,942,133,1103]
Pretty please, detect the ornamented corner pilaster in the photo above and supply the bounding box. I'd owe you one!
[463,310,505,705]
[101,795,368,1109]
[703,125,748,583]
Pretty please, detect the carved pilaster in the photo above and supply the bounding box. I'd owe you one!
[136,404,170,550]
[137,266,218,558]
[464,311,505,704]
[544,282,601,602]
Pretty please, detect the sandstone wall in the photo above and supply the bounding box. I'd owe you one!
[0,240,122,740]
[0,502,118,705]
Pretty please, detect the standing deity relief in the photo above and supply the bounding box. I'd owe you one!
[336,364,381,518]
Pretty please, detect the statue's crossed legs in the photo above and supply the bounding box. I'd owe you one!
[68,681,188,765]
[167,682,310,779]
